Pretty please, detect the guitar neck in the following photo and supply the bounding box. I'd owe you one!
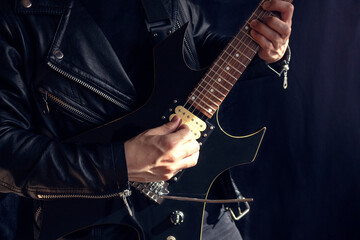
[187,0,293,118]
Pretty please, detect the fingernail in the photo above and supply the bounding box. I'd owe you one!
[262,1,271,9]
[251,20,258,27]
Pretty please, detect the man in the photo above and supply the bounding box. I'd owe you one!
[0,0,293,239]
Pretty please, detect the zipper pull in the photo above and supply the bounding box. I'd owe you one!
[42,91,50,114]
[120,190,133,216]
[283,63,290,89]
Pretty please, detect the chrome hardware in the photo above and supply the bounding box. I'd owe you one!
[22,0,32,8]
[167,236,176,240]
[170,210,184,226]
[226,198,250,221]
[130,181,169,204]
[162,116,166,120]
[121,190,133,216]
[54,50,64,60]
[283,64,290,89]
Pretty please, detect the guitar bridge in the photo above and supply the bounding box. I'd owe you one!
[130,181,169,204]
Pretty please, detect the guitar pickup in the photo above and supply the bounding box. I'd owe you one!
[162,103,215,145]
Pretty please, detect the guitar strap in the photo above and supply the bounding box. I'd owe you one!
[139,0,173,44]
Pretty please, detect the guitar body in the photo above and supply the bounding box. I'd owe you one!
[40,24,265,240]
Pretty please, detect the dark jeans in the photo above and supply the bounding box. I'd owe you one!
[61,205,242,240]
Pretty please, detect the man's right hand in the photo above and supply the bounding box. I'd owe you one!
[124,116,200,182]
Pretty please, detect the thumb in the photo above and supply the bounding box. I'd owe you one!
[148,115,182,135]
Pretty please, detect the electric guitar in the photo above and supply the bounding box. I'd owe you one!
[39,0,292,239]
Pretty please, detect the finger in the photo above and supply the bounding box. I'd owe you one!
[148,115,182,135]
[151,151,199,181]
[263,16,292,39]
[262,0,294,24]
[167,138,200,161]
[250,19,282,49]
[176,151,199,170]
[250,27,274,51]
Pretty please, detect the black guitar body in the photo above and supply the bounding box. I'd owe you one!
[40,24,266,240]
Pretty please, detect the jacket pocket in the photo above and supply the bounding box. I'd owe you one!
[39,88,105,127]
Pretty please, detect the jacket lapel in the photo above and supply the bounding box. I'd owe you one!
[44,0,137,109]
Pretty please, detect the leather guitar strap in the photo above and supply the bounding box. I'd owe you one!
[139,0,173,44]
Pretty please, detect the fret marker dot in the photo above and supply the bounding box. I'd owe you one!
[192,96,196,100]
[218,78,222,82]
[210,89,214,93]
[245,26,249,30]
[208,109,213,113]
[226,67,230,71]
[235,53,239,57]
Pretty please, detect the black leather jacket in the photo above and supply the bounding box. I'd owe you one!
[0,0,281,239]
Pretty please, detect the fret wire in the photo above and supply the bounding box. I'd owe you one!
[228,53,247,68]
[217,55,243,75]
[192,102,215,117]
[191,83,226,103]
[234,36,257,54]
[199,81,227,97]
[188,94,217,112]
[188,90,220,108]
[220,58,245,76]
[213,62,240,81]
[199,80,228,96]
[207,68,235,87]
[195,82,225,100]
[230,41,256,62]
[209,80,231,93]
[214,63,238,80]
[240,29,258,43]
[225,43,250,68]
[185,2,270,116]
[208,70,237,91]
[206,70,235,87]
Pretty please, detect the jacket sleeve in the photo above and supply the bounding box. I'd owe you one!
[0,14,128,199]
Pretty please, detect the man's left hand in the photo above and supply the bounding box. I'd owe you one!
[250,0,294,63]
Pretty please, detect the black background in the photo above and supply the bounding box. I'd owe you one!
[199,0,360,239]
[0,1,359,239]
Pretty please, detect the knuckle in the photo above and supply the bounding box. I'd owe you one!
[287,4,295,14]
[161,136,177,150]
[166,152,177,162]
[284,26,292,37]
[162,174,173,181]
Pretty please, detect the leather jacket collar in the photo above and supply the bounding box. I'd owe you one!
[15,0,73,15]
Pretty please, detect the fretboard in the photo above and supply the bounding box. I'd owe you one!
[186,0,293,118]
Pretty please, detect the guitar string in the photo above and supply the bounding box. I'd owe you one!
[183,1,268,123]
[184,3,267,120]
[178,3,267,135]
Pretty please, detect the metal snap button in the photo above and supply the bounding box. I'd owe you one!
[22,0,32,8]
[54,50,64,60]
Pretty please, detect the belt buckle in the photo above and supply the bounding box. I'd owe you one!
[226,198,250,221]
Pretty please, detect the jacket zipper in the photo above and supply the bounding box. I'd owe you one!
[35,205,42,227]
[37,189,133,216]
[39,88,103,125]
[47,62,132,112]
